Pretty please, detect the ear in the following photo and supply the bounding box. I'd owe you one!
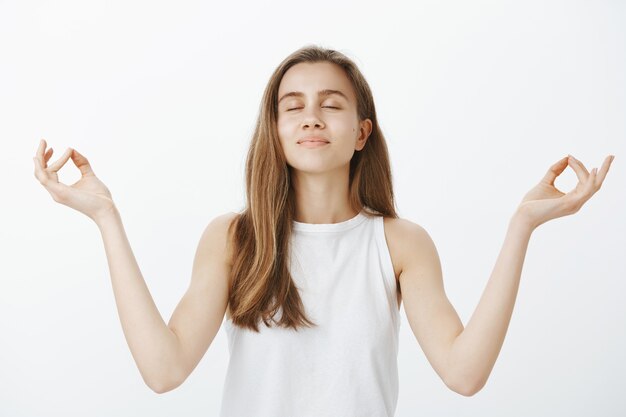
[355,119,373,151]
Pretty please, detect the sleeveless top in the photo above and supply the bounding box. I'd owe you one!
[219,209,401,417]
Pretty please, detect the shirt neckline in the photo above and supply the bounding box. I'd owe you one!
[292,209,367,233]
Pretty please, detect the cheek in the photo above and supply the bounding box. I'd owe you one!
[276,116,292,134]
[276,122,289,147]
[276,123,295,159]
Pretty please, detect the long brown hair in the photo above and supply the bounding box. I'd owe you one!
[227,44,398,332]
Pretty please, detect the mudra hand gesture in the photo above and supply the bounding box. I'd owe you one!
[516,154,615,230]
[32,139,116,223]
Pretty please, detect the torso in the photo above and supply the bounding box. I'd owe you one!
[225,214,406,320]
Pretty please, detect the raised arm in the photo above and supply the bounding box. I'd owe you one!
[165,211,236,391]
[96,208,181,392]
[397,154,613,397]
[33,139,235,393]
[96,209,236,393]
[392,219,468,394]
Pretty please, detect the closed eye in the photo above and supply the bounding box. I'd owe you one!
[286,106,340,111]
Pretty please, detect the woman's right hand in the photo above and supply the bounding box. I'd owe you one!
[33,139,117,223]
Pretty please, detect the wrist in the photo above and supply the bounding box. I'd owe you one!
[94,205,121,229]
[510,209,536,235]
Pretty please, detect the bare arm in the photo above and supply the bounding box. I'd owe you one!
[96,208,181,393]
[446,213,533,394]
[400,155,612,396]
[165,211,235,391]
[397,212,532,396]
[33,139,235,393]
[96,208,234,393]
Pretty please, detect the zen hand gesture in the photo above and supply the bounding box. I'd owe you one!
[516,154,615,230]
[33,139,116,223]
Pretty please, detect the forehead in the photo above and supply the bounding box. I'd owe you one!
[277,62,355,102]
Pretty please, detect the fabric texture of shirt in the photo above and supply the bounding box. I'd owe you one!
[219,209,401,417]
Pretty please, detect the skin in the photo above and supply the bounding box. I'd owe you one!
[276,61,372,224]
[385,153,614,396]
[33,62,615,396]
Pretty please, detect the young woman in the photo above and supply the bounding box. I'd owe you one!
[33,45,614,416]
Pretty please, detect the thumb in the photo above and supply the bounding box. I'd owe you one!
[70,149,96,177]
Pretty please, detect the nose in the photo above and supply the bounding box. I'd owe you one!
[300,108,325,129]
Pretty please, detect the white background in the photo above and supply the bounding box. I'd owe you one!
[1,0,625,416]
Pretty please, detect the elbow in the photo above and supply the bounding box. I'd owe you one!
[150,383,169,394]
[149,378,179,394]
[146,376,169,394]
[446,374,487,397]
[146,371,183,394]
[455,381,483,397]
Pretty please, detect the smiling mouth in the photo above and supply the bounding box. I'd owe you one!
[297,136,330,144]
[298,141,330,148]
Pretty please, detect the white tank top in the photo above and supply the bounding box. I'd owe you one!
[219,209,401,417]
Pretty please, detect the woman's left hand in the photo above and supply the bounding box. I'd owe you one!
[515,154,615,230]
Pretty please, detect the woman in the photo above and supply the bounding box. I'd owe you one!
[32,45,614,417]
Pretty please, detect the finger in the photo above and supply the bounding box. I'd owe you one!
[33,156,66,195]
[33,157,47,182]
[70,149,95,176]
[36,139,47,167]
[583,167,598,199]
[44,147,53,163]
[570,161,600,206]
[33,156,52,184]
[32,152,48,176]
[541,156,569,186]
[594,154,615,188]
[567,154,590,182]
[33,155,53,182]
[47,147,74,172]
[566,166,597,211]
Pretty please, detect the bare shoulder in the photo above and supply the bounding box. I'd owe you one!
[382,216,437,284]
[202,211,240,267]
[165,211,241,388]
[196,211,240,321]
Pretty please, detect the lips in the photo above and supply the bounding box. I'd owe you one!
[297,136,330,144]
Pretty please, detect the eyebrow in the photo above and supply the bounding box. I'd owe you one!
[277,89,349,105]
